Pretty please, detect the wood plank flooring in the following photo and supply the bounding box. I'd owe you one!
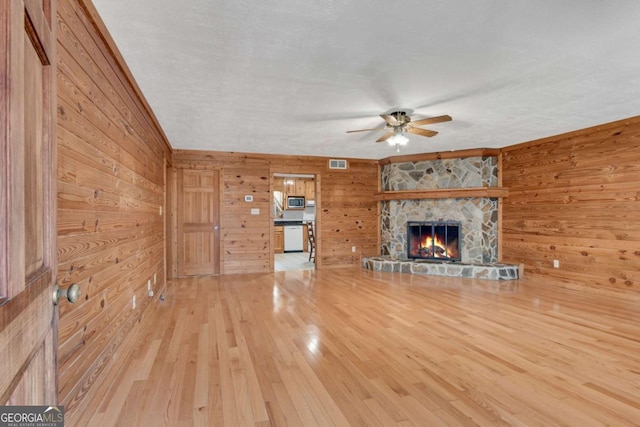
[69,268,640,426]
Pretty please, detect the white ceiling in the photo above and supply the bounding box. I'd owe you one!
[92,0,640,160]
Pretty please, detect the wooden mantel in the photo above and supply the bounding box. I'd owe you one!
[373,187,509,201]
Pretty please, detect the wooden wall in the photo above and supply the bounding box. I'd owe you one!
[501,116,640,292]
[55,0,170,414]
[171,151,379,275]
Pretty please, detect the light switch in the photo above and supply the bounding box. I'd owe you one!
[251,208,260,215]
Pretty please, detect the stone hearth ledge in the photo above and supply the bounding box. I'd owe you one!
[362,257,519,281]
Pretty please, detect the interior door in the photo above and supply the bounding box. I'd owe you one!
[177,169,220,276]
[0,1,59,404]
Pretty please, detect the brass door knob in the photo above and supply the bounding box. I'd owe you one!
[53,284,80,305]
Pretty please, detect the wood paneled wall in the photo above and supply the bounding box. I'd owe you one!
[501,116,640,292]
[56,0,170,414]
[171,151,379,274]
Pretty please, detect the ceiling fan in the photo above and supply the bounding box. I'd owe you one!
[347,111,452,150]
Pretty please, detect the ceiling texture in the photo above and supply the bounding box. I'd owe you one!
[92,0,640,159]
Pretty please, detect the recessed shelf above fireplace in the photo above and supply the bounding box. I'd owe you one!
[373,187,509,201]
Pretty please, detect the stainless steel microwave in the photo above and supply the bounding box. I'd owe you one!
[287,196,305,209]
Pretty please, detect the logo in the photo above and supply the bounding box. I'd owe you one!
[0,406,64,427]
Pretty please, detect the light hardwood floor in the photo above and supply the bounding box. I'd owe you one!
[70,268,640,426]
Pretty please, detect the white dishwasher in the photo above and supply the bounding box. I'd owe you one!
[284,225,304,252]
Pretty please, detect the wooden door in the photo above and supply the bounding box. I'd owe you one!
[177,169,220,276]
[0,1,59,404]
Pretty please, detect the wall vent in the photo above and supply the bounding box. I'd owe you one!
[329,159,348,169]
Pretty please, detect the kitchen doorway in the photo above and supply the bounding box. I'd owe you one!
[273,173,317,271]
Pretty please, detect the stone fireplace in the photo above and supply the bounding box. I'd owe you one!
[380,156,499,263]
[363,154,519,280]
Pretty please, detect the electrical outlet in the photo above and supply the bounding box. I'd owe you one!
[148,290,154,297]
[132,295,136,309]
[352,246,356,252]
[553,259,560,268]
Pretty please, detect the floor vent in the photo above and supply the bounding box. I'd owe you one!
[329,159,348,169]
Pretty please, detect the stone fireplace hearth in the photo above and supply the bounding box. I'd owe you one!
[362,257,519,280]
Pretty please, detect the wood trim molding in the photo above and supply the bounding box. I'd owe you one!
[373,187,509,201]
[377,148,501,165]
[24,1,52,64]
[173,149,379,165]
[0,2,15,300]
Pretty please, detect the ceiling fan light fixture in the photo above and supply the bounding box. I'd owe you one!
[388,132,409,152]
[388,133,409,146]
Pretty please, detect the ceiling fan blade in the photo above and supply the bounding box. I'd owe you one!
[376,132,394,143]
[346,128,382,133]
[406,127,438,138]
[410,115,452,127]
[380,114,400,126]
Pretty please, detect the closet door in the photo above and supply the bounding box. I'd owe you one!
[176,169,220,276]
[0,1,61,405]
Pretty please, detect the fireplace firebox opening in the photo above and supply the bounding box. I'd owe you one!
[407,221,461,262]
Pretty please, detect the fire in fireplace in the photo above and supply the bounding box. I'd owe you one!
[407,221,461,261]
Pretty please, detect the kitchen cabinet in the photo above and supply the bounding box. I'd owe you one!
[305,180,315,200]
[294,180,306,197]
[284,179,296,196]
[274,177,285,193]
[274,226,284,253]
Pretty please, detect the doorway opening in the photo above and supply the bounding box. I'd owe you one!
[273,173,317,271]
